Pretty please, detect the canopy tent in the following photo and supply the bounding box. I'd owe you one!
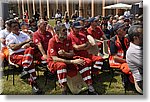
[103,3,132,9]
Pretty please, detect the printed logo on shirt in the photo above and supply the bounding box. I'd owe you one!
[46,35,50,37]
[66,43,69,46]
[81,38,85,40]
[22,36,26,39]
[50,49,54,53]
[35,39,38,43]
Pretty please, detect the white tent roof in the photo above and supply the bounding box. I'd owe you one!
[103,3,132,9]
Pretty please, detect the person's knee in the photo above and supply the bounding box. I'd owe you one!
[58,62,67,69]
[25,47,34,54]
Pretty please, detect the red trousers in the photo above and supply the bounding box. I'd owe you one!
[48,60,92,87]
[77,55,104,75]
[10,47,37,81]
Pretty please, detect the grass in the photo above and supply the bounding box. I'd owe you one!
[1,66,139,95]
[0,19,139,95]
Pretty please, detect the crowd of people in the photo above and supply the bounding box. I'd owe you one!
[0,10,143,95]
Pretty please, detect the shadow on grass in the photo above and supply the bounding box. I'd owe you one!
[2,66,138,95]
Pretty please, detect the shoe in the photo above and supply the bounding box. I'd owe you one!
[88,91,99,95]
[61,85,68,95]
[135,80,143,94]
[62,90,67,95]
[32,82,43,95]
[20,70,30,79]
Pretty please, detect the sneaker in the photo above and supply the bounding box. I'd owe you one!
[88,85,98,95]
[135,80,143,94]
[62,89,67,95]
[20,70,30,79]
[61,86,68,95]
[32,83,43,95]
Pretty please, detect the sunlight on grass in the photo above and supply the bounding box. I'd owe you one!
[1,68,139,95]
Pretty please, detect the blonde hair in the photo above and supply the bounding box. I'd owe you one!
[37,19,47,27]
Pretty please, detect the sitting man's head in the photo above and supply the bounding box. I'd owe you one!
[128,25,143,46]
[55,24,67,41]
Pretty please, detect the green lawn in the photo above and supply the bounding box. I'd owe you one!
[0,19,139,95]
[1,66,139,95]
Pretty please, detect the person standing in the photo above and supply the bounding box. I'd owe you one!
[126,25,143,94]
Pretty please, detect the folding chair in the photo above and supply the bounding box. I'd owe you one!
[34,60,57,89]
[44,67,57,90]
[6,55,20,85]
[102,40,127,93]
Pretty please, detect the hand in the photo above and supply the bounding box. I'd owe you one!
[29,42,35,47]
[22,43,30,49]
[42,54,48,60]
[71,59,85,66]
[58,50,66,57]
[100,37,104,41]
[25,38,32,43]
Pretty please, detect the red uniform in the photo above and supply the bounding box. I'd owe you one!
[33,30,52,61]
[47,35,92,86]
[79,28,89,36]
[6,32,37,81]
[87,26,104,48]
[69,31,104,75]
[109,35,131,74]
[10,47,37,80]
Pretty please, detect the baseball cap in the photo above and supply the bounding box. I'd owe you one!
[88,16,99,23]
[20,21,29,27]
[76,17,86,21]
[113,22,125,31]
[72,21,83,29]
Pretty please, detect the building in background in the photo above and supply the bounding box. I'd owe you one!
[1,0,143,20]
[0,0,9,21]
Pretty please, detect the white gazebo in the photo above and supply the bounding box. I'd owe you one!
[103,3,132,9]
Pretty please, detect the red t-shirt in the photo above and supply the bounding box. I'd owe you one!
[47,35,73,61]
[87,26,104,40]
[79,28,89,36]
[33,30,52,52]
[68,31,89,57]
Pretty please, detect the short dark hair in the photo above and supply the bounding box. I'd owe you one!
[9,19,19,28]
[128,25,143,42]
[5,20,11,27]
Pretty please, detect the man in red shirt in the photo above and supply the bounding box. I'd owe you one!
[33,19,53,64]
[87,17,108,48]
[69,21,105,79]
[76,17,89,36]
[47,24,97,95]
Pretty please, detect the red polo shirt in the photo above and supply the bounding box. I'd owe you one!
[47,35,73,61]
[33,30,53,52]
[68,31,89,57]
[79,28,89,36]
[87,26,104,40]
